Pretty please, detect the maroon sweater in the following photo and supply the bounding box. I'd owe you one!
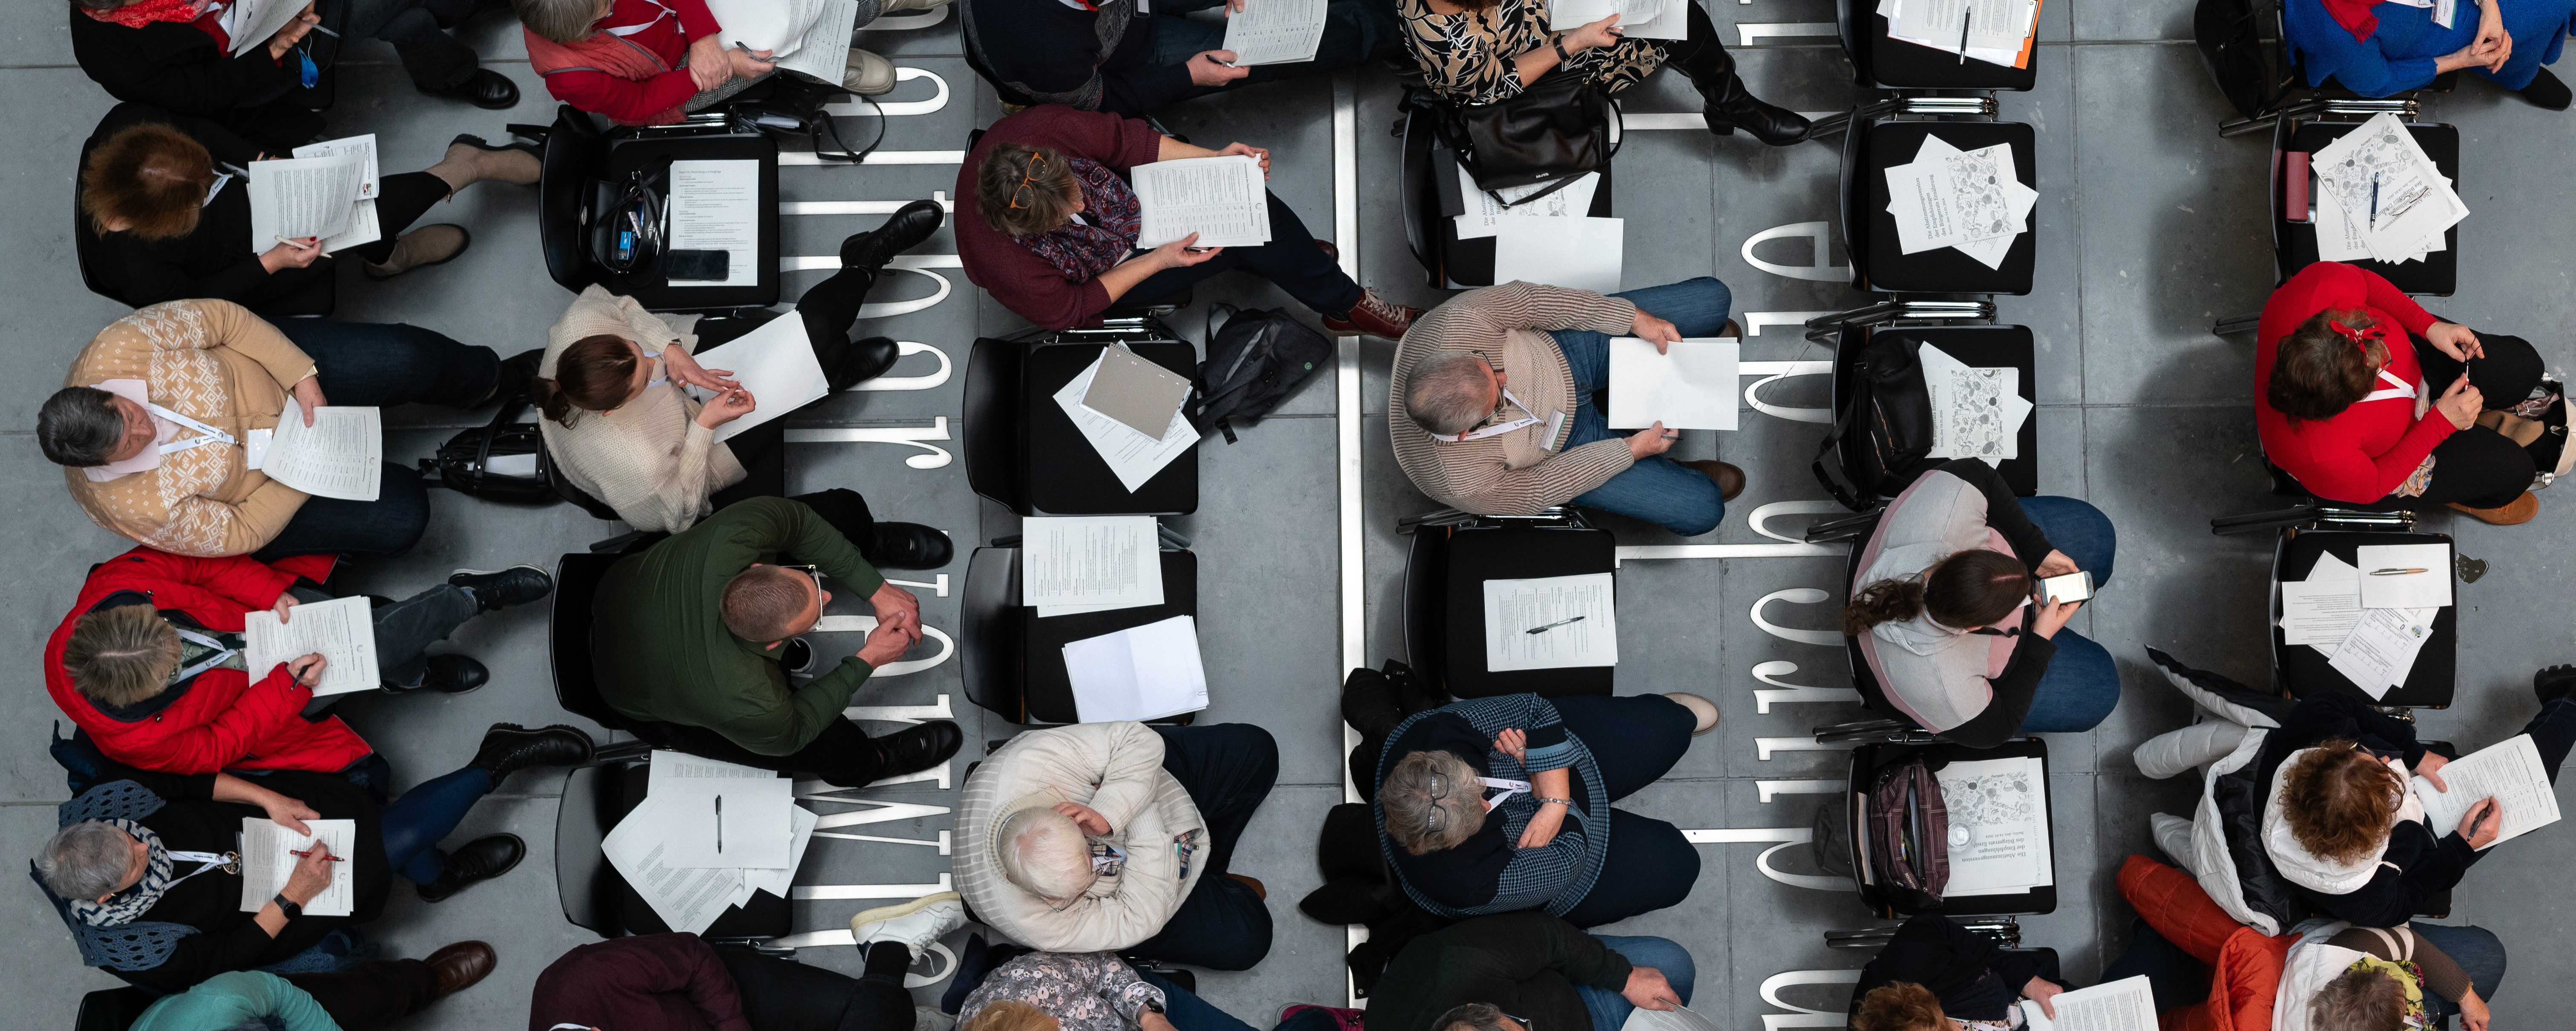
[955,105,1163,331]
[528,933,753,1031]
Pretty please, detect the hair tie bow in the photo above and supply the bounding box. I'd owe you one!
[2327,319,2383,346]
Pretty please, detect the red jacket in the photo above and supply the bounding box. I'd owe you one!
[2117,856,2294,1031]
[954,105,1165,331]
[45,547,368,775]
[2254,261,2449,503]
[528,0,721,125]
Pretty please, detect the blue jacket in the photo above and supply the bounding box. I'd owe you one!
[2286,0,2570,95]
[1375,695,1611,919]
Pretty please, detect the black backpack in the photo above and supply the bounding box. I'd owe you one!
[1189,305,1333,443]
[420,398,563,505]
[1814,330,1938,510]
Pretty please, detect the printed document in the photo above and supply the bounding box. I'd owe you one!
[1494,215,1624,294]
[2309,113,2467,265]
[1053,354,1197,495]
[1222,0,1329,66]
[1135,156,1272,247]
[2328,606,2437,698]
[263,399,382,501]
[1935,756,2052,894]
[1885,135,2036,268]
[2411,734,2563,849]
[737,804,819,906]
[670,160,762,287]
[649,750,779,789]
[1454,167,1599,239]
[1063,615,1211,723]
[2282,551,2363,652]
[223,0,312,57]
[654,778,794,869]
[1883,0,2039,66]
[1918,344,2031,463]
[237,818,356,916]
[244,596,380,697]
[1551,0,1684,38]
[2021,975,2155,1031]
[291,135,379,201]
[1606,337,1740,430]
[1482,573,1618,672]
[247,154,369,250]
[1619,1006,1724,1031]
[603,793,743,935]
[2355,543,2452,608]
[770,0,862,82]
[1022,516,1164,610]
[684,315,829,443]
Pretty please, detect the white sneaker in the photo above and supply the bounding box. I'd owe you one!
[851,890,966,959]
[843,49,897,95]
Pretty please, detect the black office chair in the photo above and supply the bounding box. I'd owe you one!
[1828,110,2037,296]
[1834,737,2061,922]
[1832,0,2039,96]
[958,544,1202,725]
[1394,86,1619,288]
[551,548,667,735]
[2194,0,2455,138]
[71,988,153,1031]
[962,334,1202,516]
[2270,528,2457,709]
[554,755,795,939]
[530,105,782,310]
[1395,509,1616,700]
[1809,318,2041,513]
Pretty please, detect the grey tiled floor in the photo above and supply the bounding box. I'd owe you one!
[9,3,2576,1028]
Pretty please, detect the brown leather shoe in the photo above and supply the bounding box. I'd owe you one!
[426,941,496,997]
[1225,873,1268,900]
[364,224,470,280]
[2448,491,2539,525]
[1320,289,1426,340]
[1681,459,1746,502]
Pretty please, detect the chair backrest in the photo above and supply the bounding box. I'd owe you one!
[959,546,1028,722]
[550,551,635,729]
[73,988,153,1031]
[553,762,624,937]
[962,339,1030,514]
[2194,0,2277,119]
[1399,526,1452,691]
[1837,117,1873,291]
[538,104,612,295]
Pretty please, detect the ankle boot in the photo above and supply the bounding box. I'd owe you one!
[1698,74,1811,146]
[826,336,902,390]
[425,135,542,198]
[468,723,595,784]
[363,225,470,280]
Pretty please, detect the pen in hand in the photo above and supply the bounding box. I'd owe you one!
[1526,615,1586,635]
[288,849,344,862]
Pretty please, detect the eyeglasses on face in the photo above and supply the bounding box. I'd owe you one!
[1006,153,1050,211]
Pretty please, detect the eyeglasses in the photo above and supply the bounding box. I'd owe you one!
[1005,154,1049,210]
[1422,772,1458,833]
[782,563,825,597]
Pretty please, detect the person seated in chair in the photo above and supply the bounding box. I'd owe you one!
[1374,692,1716,927]
[48,548,556,772]
[2285,0,2574,106]
[535,201,944,534]
[592,495,963,786]
[2275,919,2505,1031]
[1366,911,1696,1031]
[130,947,497,1031]
[957,951,1344,1031]
[1840,457,2118,747]
[1389,279,1743,536]
[958,104,1420,337]
[510,0,940,126]
[1848,915,2069,1031]
[958,721,1279,971]
[79,104,541,315]
[40,300,543,560]
[68,0,333,151]
[2257,261,2552,525]
[1397,0,1807,146]
[530,900,966,1031]
[958,0,1396,117]
[34,727,592,993]
[2254,685,2576,928]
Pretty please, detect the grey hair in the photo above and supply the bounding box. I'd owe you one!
[1432,1003,1518,1031]
[2310,967,2406,1031]
[38,388,127,468]
[995,807,1095,903]
[1380,750,1484,856]
[39,821,136,901]
[510,0,610,43]
[1405,352,1498,437]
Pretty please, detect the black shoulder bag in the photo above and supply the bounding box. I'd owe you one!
[1443,70,1623,207]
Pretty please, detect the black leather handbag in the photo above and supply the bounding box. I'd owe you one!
[1446,70,1622,206]
[1814,331,1938,510]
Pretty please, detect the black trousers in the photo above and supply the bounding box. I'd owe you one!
[2386,333,2547,510]
[1655,1,1746,103]
[714,941,916,1031]
[1126,724,1279,970]
[699,265,886,502]
[283,959,441,1031]
[1130,193,1363,319]
[345,170,454,265]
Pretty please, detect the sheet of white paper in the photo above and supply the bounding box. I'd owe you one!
[243,596,381,697]
[2328,606,2438,698]
[238,818,357,916]
[2280,579,2365,648]
[1935,756,2053,894]
[1952,176,2038,270]
[2355,543,2452,608]
[683,316,830,443]
[247,154,366,248]
[1603,0,1690,37]
[485,452,538,477]
[2021,976,2156,1031]
[1021,516,1165,609]
[264,399,382,501]
[1886,136,2024,257]
[655,778,794,868]
[649,750,780,789]
[669,160,761,287]
[771,0,862,82]
[1482,573,1619,672]
[2311,114,2467,266]
[2412,734,2563,849]
[601,794,744,935]
[1918,345,2027,462]
[319,198,380,255]
[1222,0,1329,65]
[1606,337,1740,430]
[1134,156,1272,247]
[1551,0,1683,37]
[1454,167,1599,239]
[1493,216,1623,293]
[710,0,824,54]
[1062,615,1210,722]
[740,804,820,903]
[1051,353,1196,494]
[2310,551,2360,582]
[1889,0,2037,55]
[1618,1005,1725,1031]
[225,0,311,57]
[291,135,379,200]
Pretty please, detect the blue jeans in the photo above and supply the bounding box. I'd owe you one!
[2412,923,2507,1021]
[1126,725,1279,971]
[380,765,494,884]
[2016,496,2120,734]
[1553,278,1736,537]
[1147,0,1399,102]
[1138,971,1339,1031]
[1575,936,1697,1031]
[253,320,500,560]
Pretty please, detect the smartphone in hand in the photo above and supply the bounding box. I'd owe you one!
[2038,570,2094,605]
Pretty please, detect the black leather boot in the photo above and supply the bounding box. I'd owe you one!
[825,336,903,391]
[468,724,594,783]
[417,833,526,902]
[448,564,554,612]
[877,720,965,777]
[840,199,946,274]
[865,522,954,570]
[418,655,489,695]
[1663,13,1811,146]
[419,68,520,110]
[2522,67,2573,111]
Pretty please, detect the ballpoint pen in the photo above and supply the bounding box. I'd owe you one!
[715,796,724,854]
[1958,6,1972,64]
[1525,615,1586,635]
[2371,568,2429,575]
[288,849,344,862]
[2369,172,2380,231]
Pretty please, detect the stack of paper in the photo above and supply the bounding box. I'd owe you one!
[683,315,831,443]
[601,753,817,936]
[2280,547,2451,698]
[1222,0,1330,65]
[1063,615,1210,722]
[770,0,863,84]
[1023,516,1166,618]
[1884,135,2038,270]
[222,0,315,57]
[1878,0,2039,67]
[1918,344,2032,463]
[1606,337,1740,430]
[1054,349,1197,493]
[1934,755,2052,894]
[1550,0,1687,38]
[670,160,762,287]
[2021,976,2155,1031]
[2410,734,2564,849]
[248,139,382,255]
[1135,156,1271,247]
[257,398,383,501]
[243,595,381,697]
[237,818,357,916]
[2279,552,2366,649]
[1482,573,1618,672]
[1454,167,1601,240]
[2309,113,2468,266]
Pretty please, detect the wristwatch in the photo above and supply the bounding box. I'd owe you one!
[1141,999,1167,1015]
[1552,33,1574,62]
[272,894,302,920]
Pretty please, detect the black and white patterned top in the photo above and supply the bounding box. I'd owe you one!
[1397,0,1665,104]
[956,952,1168,1031]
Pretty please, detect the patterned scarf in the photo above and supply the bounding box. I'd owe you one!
[1009,158,1141,284]
[65,819,172,928]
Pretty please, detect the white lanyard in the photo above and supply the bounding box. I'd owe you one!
[162,850,238,886]
[1476,775,1530,813]
[1439,388,1564,446]
[171,626,238,683]
[201,172,232,209]
[144,402,236,454]
[602,0,676,36]
[2360,367,2418,404]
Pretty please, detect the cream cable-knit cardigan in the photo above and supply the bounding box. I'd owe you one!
[538,286,747,533]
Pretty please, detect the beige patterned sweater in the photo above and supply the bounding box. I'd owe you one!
[1388,281,1639,514]
[62,300,317,557]
[536,286,748,534]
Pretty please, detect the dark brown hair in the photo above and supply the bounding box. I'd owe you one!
[2312,966,2406,1031]
[975,143,1082,237]
[530,335,640,425]
[80,123,216,241]
[2268,309,2385,422]
[1852,983,1947,1031]
[2280,739,2402,864]
[1843,549,2033,635]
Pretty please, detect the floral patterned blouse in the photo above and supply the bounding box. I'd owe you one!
[956,952,1167,1031]
[1399,0,1667,104]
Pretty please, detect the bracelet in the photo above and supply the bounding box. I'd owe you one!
[1534,796,1575,808]
[1553,34,1573,62]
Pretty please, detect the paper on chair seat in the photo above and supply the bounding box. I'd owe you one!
[1022,516,1164,611]
[2355,543,2452,608]
[1917,345,2030,463]
[1063,615,1210,722]
[684,315,831,443]
[1606,337,1740,430]
[1052,352,1198,495]
[1482,573,1617,671]
[244,595,380,697]
[670,160,762,287]
[655,778,794,868]
[2327,606,2436,698]
[1934,755,2050,894]
[603,793,744,935]
[1885,135,2036,270]
[1493,216,1623,294]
